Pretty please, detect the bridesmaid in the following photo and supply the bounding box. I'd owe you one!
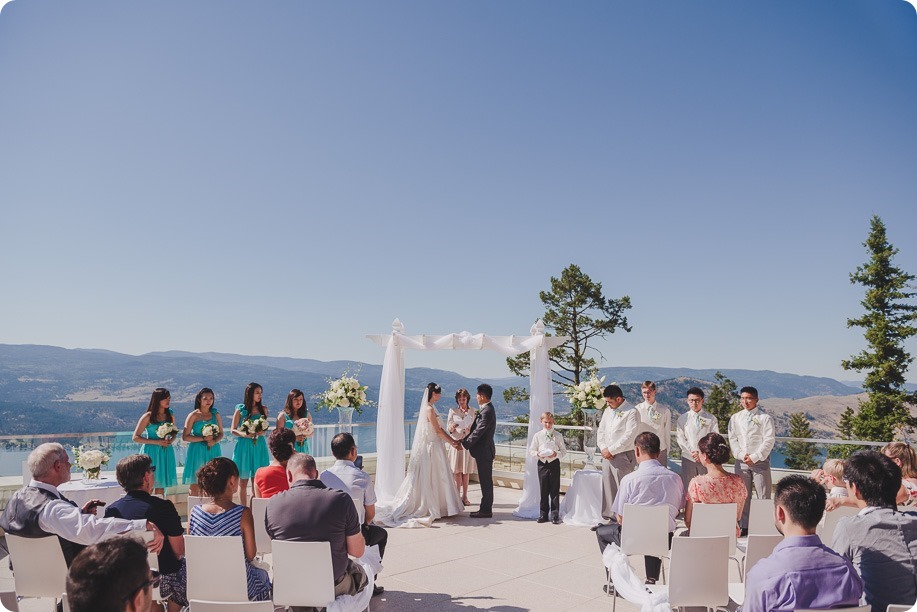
[181,387,224,496]
[277,388,313,454]
[231,382,270,506]
[132,387,179,495]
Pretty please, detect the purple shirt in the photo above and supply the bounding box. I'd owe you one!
[744,534,863,612]
[610,459,684,531]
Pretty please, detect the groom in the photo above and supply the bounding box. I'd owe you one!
[462,383,496,518]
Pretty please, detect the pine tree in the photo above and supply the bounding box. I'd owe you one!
[842,215,917,442]
[829,405,860,459]
[783,412,819,470]
[704,371,740,429]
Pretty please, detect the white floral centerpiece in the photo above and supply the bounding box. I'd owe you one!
[566,375,607,411]
[156,422,179,441]
[316,374,373,414]
[73,446,110,480]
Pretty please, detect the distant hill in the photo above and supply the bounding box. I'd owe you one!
[0,343,871,435]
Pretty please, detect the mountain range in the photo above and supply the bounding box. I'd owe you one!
[0,343,865,436]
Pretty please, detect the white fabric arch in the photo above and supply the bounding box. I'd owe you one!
[367,319,567,519]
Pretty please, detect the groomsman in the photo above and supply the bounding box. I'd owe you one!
[634,381,672,467]
[728,386,776,534]
[675,387,719,491]
[596,384,640,522]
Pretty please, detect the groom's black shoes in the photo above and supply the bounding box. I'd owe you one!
[470,511,492,518]
[537,515,548,523]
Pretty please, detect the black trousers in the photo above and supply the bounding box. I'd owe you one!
[362,523,388,560]
[537,459,560,518]
[596,521,673,581]
[476,455,494,513]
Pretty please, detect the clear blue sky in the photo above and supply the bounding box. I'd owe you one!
[2,0,917,383]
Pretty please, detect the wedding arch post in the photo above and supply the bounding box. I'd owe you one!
[367,319,567,518]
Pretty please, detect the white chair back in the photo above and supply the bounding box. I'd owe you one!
[748,498,779,535]
[795,607,870,612]
[271,540,336,608]
[5,534,68,600]
[189,601,275,611]
[886,606,914,612]
[668,535,730,608]
[352,495,366,524]
[818,505,860,549]
[139,530,166,603]
[250,497,272,555]
[62,592,70,612]
[742,534,783,578]
[185,536,250,602]
[21,461,31,488]
[187,495,206,516]
[621,504,670,559]
[690,502,738,552]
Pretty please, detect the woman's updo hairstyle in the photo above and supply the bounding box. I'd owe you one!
[698,432,731,465]
[426,382,442,397]
[197,457,239,497]
[268,427,297,463]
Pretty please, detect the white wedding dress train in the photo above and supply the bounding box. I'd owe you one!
[375,401,464,528]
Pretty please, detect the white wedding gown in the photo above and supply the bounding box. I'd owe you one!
[375,402,464,528]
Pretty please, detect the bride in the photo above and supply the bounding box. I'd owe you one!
[375,382,465,527]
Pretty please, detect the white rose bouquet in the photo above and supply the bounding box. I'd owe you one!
[156,422,179,441]
[240,415,268,443]
[200,423,218,438]
[73,446,110,480]
[316,373,373,415]
[566,375,607,411]
[293,418,314,438]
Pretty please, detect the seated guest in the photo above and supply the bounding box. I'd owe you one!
[253,427,296,499]
[320,432,387,595]
[105,454,186,612]
[266,453,369,607]
[596,432,684,587]
[189,457,271,602]
[744,475,863,612]
[66,536,155,612]
[0,443,163,567]
[883,442,917,508]
[684,432,747,537]
[811,458,847,498]
[833,450,917,612]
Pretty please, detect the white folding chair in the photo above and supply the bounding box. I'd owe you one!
[742,533,783,579]
[818,505,860,549]
[795,607,870,612]
[272,539,374,612]
[61,592,70,612]
[689,502,744,578]
[186,495,206,517]
[647,535,730,611]
[189,601,275,611]
[250,497,272,557]
[184,536,249,603]
[620,504,670,583]
[5,534,69,609]
[886,606,914,612]
[21,461,31,489]
[747,498,779,535]
[139,530,168,606]
[352,495,366,524]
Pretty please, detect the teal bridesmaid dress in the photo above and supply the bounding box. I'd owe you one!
[231,406,270,479]
[181,410,223,485]
[141,421,178,489]
[279,412,311,454]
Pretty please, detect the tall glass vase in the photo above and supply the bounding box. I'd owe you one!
[581,407,599,470]
[336,406,355,434]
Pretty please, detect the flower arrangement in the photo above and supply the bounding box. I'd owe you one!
[201,423,219,438]
[293,418,314,438]
[566,375,607,411]
[73,446,109,480]
[316,373,373,415]
[240,415,268,442]
[156,422,179,440]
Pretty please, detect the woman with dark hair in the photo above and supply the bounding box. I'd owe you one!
[231,383,271,506]
[447,388,477,506]
[189,457,271,601]
[376,382,464,527]
[277,389,313,454]
[181,387,224,496]
[684,432,747,537]
[131,387,178,494]
[253,427,296,499]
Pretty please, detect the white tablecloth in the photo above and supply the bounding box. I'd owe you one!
[560,468,603,527]
[58,472,123,509]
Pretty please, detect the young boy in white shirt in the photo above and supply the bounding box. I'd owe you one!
[529,412,567,524]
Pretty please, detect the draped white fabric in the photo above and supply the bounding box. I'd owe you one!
[368,320,565,510]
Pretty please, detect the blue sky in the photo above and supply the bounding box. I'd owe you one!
[2,0,917,383]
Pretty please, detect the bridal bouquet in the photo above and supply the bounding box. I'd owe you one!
[200,423,219,438]
[156,422,179,440]
[293,418,314,437]
[317,373,373,414]
[240,415,268,443]
[73,446,110,480]
[566,375,607,411]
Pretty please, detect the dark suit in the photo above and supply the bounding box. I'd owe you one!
[462,402,496,513]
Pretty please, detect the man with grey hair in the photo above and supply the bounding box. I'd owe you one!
[265,453,369,607]
[0,443,164,566]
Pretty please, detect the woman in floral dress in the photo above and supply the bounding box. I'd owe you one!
[684,432,747,537]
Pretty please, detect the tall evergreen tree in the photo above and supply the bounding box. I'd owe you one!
[783,412,819,470]
[829,405,860,459]
[705,371,740,429]
[842,215,917,442]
